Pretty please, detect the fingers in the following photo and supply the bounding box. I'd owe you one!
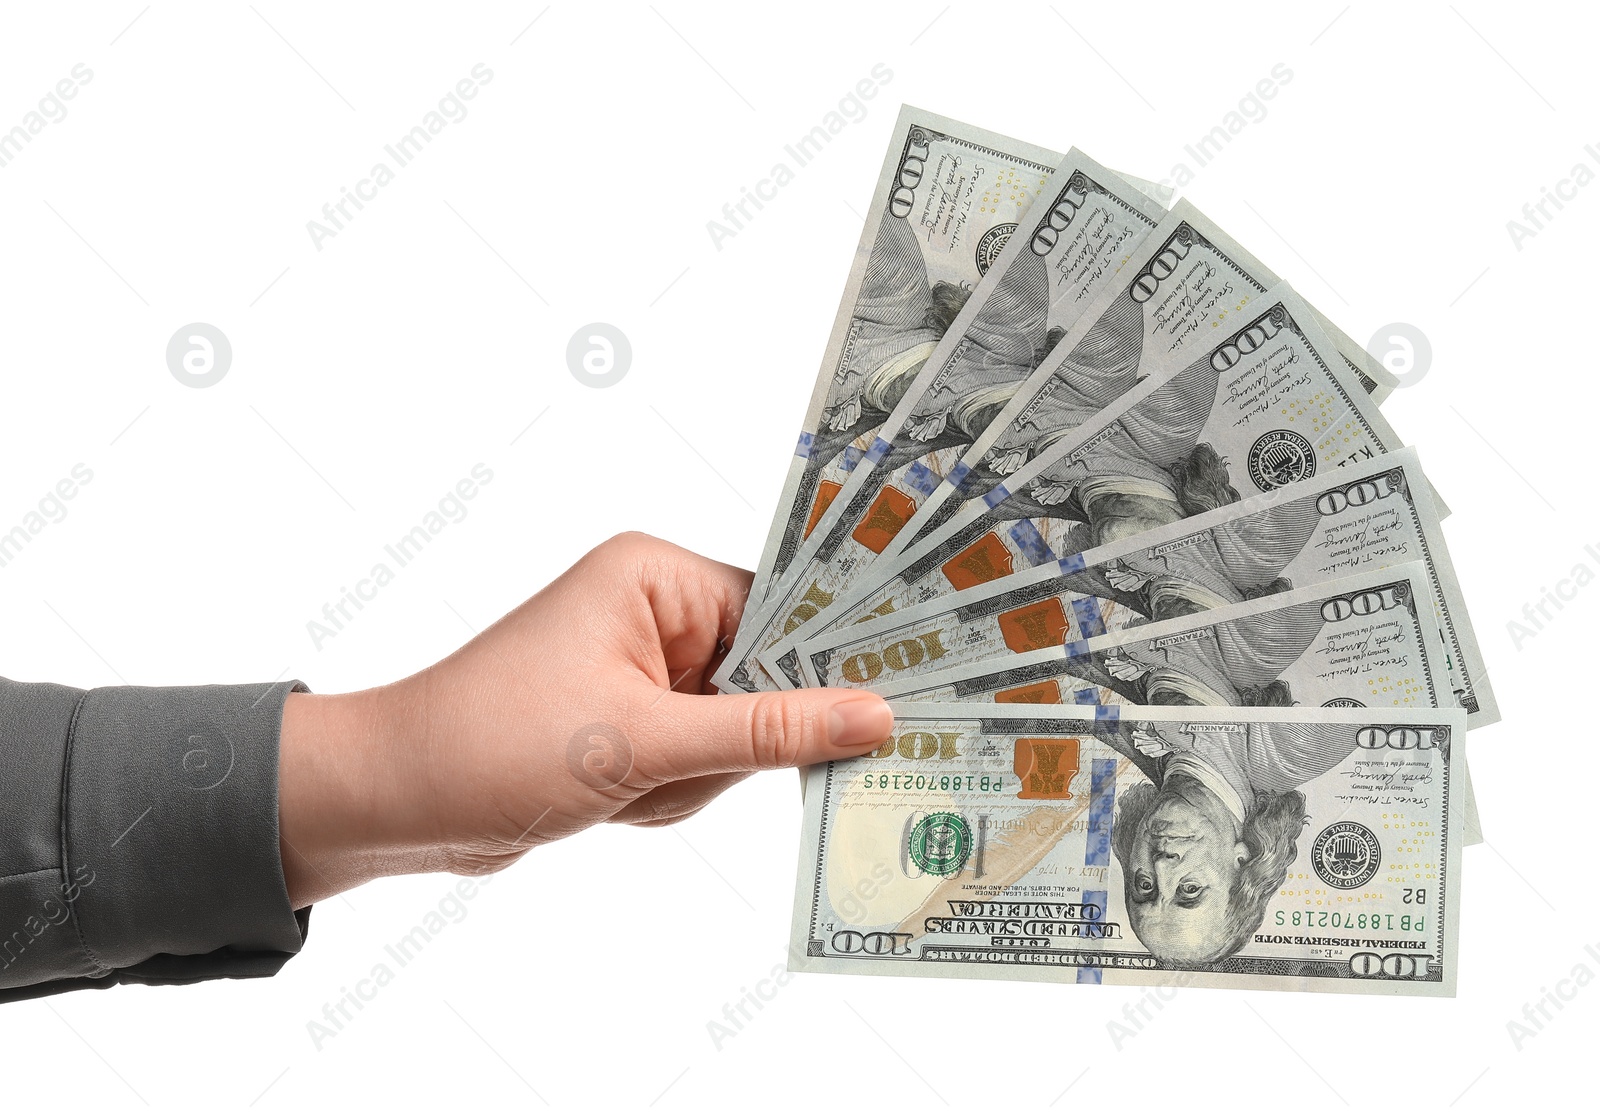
[632,688,893,781]
[629,537,752,653]
[575,533,755,689]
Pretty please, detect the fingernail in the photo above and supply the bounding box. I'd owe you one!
[828,695,893,750]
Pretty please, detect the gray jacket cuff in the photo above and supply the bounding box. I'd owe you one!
[0,678,310,1000]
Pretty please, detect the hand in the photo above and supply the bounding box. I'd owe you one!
[1102,652,1145,682]
[985,447,1027,476]
[906,406,951,442]
[276,534,894,908]
[1028,480,1072,506]
[826,393,863,432]
[1104,561,1150,592]
[1130,724,1168,756]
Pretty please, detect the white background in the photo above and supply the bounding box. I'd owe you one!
[0,2,1593,1109]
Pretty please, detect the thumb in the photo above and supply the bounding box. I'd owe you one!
[636,688,894,780]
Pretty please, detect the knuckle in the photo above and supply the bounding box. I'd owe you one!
[747,694,811,769]
[581,532,647,569]
[582,532,674,584]
[603,530,658,557]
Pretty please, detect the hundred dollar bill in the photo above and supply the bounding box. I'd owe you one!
[867,563,1444,709]
[790,703,1464,995]
[737,106,1061,621]
[806,284,1419,667]
[715,150,1168,693]
[764,445,1497,727]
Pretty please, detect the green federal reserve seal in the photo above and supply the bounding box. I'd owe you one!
[909,812,972,877]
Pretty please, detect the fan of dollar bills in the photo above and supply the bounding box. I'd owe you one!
[711,106,1496,996]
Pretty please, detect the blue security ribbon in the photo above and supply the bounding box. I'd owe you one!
[903,461,939,496]
[1077,758,1117,983]
[982,484,1011,509]
[1071,597,1106,638]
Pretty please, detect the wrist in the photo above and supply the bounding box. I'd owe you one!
[277,684,439,907]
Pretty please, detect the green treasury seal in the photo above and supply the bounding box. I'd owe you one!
[909,812,972,877]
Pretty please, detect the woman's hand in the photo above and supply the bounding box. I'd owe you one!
[276,533,894,908]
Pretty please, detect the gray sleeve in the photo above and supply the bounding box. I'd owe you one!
[0,676,311,1002]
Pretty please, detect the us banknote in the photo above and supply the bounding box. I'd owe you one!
[805,284,1416,663]
[867,562,1443,707]
[764,445,1497,726]
[720,201,1394,692]
[740,107,1061,618]
[714,150,1168,693]
[790,703,1464,995]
